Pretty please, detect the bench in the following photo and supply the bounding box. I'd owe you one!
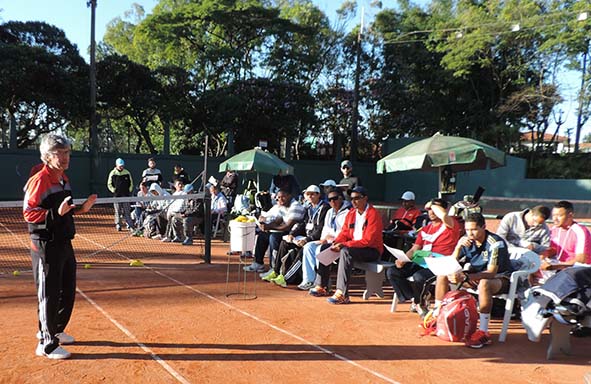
[353,260,395,300]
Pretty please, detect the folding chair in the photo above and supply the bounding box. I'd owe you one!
[466,247,540,342]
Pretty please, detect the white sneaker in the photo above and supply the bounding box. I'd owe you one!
[161,237,172,242]
[36,331,75,345]
[243,262,265,272]
[151,234,163,240]
[36,344,71,359]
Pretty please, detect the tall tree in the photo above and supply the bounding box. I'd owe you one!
[0,21,88,148]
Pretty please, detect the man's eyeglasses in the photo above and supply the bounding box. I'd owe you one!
[351,195,365,201]
[327,196,340,202]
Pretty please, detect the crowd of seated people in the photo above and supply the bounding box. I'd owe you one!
[121,158,591,344]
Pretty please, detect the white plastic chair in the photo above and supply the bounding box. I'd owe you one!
[495,247,541,342]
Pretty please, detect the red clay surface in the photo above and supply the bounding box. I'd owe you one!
[1,218,590,383]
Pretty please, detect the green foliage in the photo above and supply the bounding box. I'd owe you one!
[0,21,89,148]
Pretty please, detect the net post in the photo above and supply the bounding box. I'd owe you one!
[203,193,211,264]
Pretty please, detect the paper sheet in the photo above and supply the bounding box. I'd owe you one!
[384,244,411,262]
[424,256,462,276]
[317,247,341,266]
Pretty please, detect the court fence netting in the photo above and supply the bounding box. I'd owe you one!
[0,194,210,275]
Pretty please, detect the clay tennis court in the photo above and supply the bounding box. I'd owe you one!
[1,213,590,384]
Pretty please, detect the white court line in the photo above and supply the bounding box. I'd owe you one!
[76,288,191,384]
[150,269,401,384]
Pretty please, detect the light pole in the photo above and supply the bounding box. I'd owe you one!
[87,0,99,193]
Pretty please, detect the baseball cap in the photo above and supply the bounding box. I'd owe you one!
[348,186,368,197]
[320,179,337,187]
[184,184,194,193]
[341,160,352,168]
[400,191,415,201]
[115,158,125,167]
[303,185,321,194]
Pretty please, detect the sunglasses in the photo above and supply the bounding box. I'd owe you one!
[327,196,340,202]
[351,195,365,201]
[341,166,350,169]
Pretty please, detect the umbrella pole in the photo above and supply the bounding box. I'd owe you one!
[438,167,442,199]
[257,173,260,192]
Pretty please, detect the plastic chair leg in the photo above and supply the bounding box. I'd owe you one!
[391,292,399,313]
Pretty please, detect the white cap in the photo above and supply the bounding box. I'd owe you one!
[320,179,337,187]
[400,191,415,201]
[304,185,321,194]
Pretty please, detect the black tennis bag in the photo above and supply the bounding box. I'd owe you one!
[281,248,303,285]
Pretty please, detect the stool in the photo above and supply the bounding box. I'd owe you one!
[225,251,257,300]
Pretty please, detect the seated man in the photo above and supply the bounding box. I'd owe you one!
[435,212,512,349]
[162,179,186,242]
[262,185,330,287]
[243,189,305,272]
[299,187,351,290]
[310,186,383,304]
[387,198,461,316]
[143,183,171,239]
[496,205,551,253]
[179,184,203,246]
[539,200,591,281]
[210,183,228,230]
[386,191,422,231]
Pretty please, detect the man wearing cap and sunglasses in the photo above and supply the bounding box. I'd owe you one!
[310,186,383,304]
[339,160,362,201]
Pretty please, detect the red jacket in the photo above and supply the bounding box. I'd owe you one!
[334,204,384,254]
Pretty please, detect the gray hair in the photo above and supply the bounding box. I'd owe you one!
[39,134,71,164]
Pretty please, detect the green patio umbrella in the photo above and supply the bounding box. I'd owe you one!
[219,147,293,175]
[376,133,506,174]
[376,133,506,196]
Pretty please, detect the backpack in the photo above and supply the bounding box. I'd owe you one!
[280,248,303,285]
[255,191,273,212]
[435,290,479,342]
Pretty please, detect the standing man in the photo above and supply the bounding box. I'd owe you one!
[339,160,362,201]
[23,134,97,359]
[107,158,134,231]
[435,213,511,349]
[310,186,383,304]
[142,157,162,187]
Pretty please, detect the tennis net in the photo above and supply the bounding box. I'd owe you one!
[0,193,211,275]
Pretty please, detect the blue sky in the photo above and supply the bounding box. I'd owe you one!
[0,0,584,138]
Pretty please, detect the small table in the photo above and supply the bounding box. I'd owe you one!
[225,251,257,300]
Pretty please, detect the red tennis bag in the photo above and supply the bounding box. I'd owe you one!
[436,290,478,342]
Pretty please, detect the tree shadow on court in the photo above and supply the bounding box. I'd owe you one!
[71,339,591,365]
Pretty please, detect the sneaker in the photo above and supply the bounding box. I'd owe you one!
[161,237,172,243]
[465,330,492,349]
[410,302,418,313]
[271,274,287,288]
[243,262,265,272]
[151,234,163,240]
[182,238,193,246]
[171,237,183,243]
[259,269,274,278]
[327,293,350,305]
[36,331,75,345]
[116,224,122,232]
[309,286,330,297]
[36,344,71,360]
[297,281,314,291]
[261,270,278,282]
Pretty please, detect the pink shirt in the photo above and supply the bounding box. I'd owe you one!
[550,223,591,264]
